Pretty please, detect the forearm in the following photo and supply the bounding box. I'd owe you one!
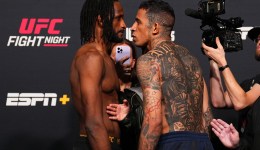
[85,123,111,150]
[209,61,227,107]
[84,107,111,149]
[138,88,162,150]
[138,94,162,149]
[202,79,213,134]
[84,96,111,149]
[221,68,247,110]
[212,54,247,109]
[138,119,162,150]
[202,106,213,134]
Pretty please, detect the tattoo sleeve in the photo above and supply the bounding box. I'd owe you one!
[137,54,162,150]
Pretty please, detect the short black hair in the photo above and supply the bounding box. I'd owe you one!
[80,0,117,45]
[248,27,260,42]
[138,0,175,33]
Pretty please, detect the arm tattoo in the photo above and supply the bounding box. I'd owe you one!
[202,106,213,134]
[137,54,162,149]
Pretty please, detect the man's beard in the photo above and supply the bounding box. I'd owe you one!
[255,53,260,61]
[110,31,124,43]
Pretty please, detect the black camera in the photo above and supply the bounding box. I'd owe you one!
[185,0,244,51]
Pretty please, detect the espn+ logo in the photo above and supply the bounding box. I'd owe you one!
[6,93,70,106]
[7,18,71,47]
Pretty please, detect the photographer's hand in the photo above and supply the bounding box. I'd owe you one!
[115,56,132,76]
[202,37,227,67]
[118,56,130,66]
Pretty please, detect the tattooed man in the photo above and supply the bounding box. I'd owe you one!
[130,1,213,150]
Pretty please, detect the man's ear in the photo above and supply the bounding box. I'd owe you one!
[97,15,103,26]
[152,23,160,35]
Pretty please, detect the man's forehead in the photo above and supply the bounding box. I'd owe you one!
[136,9,147,19]
[114,1,123,15]
[137,9,147,16]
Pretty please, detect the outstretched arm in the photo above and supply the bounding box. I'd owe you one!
[137,55,162,150]
[76,51,111,150]
[202,37,260,110]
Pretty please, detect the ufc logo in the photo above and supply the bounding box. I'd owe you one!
[19,18,63,35]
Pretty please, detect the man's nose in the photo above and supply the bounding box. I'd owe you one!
[121,20,126,30]
[130,23,136,31]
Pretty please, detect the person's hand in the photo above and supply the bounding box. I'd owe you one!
[202,37,227,67]
[211,119,240,148]
[106,99,130,121]
[118,56,130,66]
[115,56,132,76]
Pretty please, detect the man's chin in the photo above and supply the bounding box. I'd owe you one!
[255,49,260,61]
[111,36,124,43]
[133,41,144,47]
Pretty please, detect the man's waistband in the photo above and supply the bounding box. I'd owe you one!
[80,134,120,145]
[158,131,210,143]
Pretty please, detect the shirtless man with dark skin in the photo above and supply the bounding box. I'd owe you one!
[130,1,213,149]
[70,0,126,149]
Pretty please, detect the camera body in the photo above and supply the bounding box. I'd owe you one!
[197,0,244,51]
[202,29,243,52]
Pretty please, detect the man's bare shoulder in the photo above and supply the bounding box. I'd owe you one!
[73,43,105,68]
[137,52,161,76]
[136,52,161,89]
[137,52,158,65]
[173,44,190,54]
[174,43,200,62]
[76,42,104,58]
[76,43,103,56]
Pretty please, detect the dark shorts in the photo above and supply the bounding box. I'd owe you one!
[73,135,121,150]
[156,131,214,150]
